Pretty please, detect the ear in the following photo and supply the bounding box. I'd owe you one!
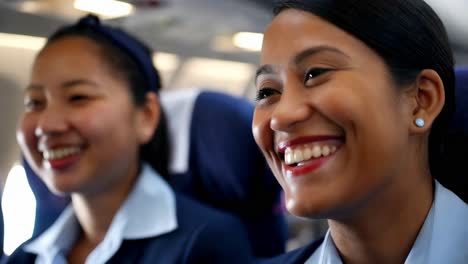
[136,92,160,144]
[408,69,445,134]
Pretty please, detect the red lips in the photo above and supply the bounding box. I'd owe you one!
[277,135,344,177]
[45,154,81,170]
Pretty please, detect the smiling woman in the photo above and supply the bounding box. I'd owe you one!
[4,14,254,264]
[253,0,468,263]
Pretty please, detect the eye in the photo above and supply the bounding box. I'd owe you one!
[24,98,44,111]
[304,68,330,84]
[255,87,280,102]
[69,94,89,102]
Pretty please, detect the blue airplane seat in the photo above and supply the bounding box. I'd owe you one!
[162,90,286,257]
[452,67,468,133]
[441,66,468,202]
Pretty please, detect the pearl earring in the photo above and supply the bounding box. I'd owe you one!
[415,118,425,127]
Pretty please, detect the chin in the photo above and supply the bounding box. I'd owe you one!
[286,196,323,219]
[285,190,344,219]
[45,180,77,196]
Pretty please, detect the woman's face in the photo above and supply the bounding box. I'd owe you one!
[253,9,414,218]
[17,37,154,195]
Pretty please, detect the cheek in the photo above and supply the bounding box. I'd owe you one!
[319,75,400,139]
[16,115,43,173]
[76,105,129,137]
[316,78,365,127]
[252,108,287,185]
[329,80,406,190]
[320,96,354,129]
[79,104,140,156]
[78,115,108,138]
[17,115,38,154]
[252,108,273,155]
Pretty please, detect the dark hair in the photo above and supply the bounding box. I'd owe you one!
[44,15,170,178]
[273,0,455,181]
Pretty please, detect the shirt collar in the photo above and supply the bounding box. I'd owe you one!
[405,180,468,263]
[306,180,468,264]
[24,163,177,261]
[117,163,177,239]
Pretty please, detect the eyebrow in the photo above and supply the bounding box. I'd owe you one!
[293,45,351,66]
[255,45,350,82]
[61,79,98,89]
[255,64,276,82]
[25,84,43,92]
[25,79,98,92]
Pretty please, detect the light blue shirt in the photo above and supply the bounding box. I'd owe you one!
[305,181,468,264]
[24,163,178,264]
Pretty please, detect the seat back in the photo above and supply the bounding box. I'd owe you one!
[441,66,468,202]
[21,90,286,257]
[452,67,468,133]
[162,90,286,257]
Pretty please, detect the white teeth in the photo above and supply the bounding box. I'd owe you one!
[284,145,339,165]
[311,146,321,158]
[42,147,81,160]
[293,149,304,164]
[322,146,330,156]
[303,148,312,160]
[285,148,293,165]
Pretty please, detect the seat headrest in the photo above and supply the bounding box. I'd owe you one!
[441,66,468,203]
[453,67,468,133]
[161,90,281,214]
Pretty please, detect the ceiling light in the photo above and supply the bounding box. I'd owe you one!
[0,33,46,50]
[18,1,42,13]
[152,52,180,72]
[152,52,180,87]
[211,35,239,53]
[232,32,263,52]
[74,0,135,19]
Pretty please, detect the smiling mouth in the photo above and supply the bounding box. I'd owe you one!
[276,136,345,176]
[42,146,82,161]
[284,144,339,166]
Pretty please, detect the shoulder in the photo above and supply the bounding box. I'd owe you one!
[175,194,254,263]
[434,181,468,231]
[112,194,253,263]
[256,239,324,264]
[1,246,37,264]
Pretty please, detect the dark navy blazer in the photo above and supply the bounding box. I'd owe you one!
[3,194,254,264]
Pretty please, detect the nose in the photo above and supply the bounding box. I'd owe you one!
[270,84,311,132]
[34,106,68,137]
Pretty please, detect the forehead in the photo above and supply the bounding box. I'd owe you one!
[32,37,113,82]
[37,36,102,63]
[260,9,377,66]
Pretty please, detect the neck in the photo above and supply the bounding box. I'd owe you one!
[328,172,434,264]
[71,164,140,245]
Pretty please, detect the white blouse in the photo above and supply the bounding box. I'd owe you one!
[305,180,468,264]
